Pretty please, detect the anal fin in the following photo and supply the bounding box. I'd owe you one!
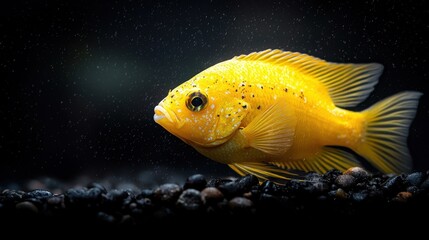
[228,162,302,183]
[271,147,361,174]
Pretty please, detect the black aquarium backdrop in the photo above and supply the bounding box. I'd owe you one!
[1,1,428,184]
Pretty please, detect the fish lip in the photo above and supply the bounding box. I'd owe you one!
[153,102,183,128]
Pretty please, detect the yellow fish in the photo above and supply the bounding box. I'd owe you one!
[154,49,422,181]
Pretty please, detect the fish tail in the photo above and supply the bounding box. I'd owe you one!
[354,91,422,173]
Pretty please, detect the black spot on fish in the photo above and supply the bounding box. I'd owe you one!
[251,94,255,98]
[248,84,252,87]
[257,105,261,110]
[260,86,264,89]
[170,95,175,98]
[192,84,197,87]
[228,114,231,117]
[242,105,247,109]
[241,95,245,99]
[217,114,220,117]
[235,89,238,92]
[284,88,288,92]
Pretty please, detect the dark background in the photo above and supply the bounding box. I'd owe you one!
[1,1,428,185]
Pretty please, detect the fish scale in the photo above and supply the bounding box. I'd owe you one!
[154,49,422,181]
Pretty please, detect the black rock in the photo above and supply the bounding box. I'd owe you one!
[305,172,323,181]
[16,201,38,214]
[352,191,368,203]
[47,196,63,206]
[420,179,429,192]
[322,169,342,183]
[201,187,224,205]
[405,172,425,187]
[184,174,207,191]
[22,189,53,200]
[176,189,202,211]
[137,189,154,199]
[87,182,107,194]
[406,186,420,195]
[1,189,24,203]
[261,180,283,195]
[104,189,131,206]
[335,175,356,189]
[153,183,182,203]
[228,197,253,210]
[97,211,116,223]
[259,193,281,206]
[206,177,235,188]
[136,198,153,208]
[218,175,259,197]
[383,176,404,194]
[64,187,101,206]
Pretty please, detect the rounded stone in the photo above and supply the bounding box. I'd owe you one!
[176,189,203,211]
[405,172,425,187]
[228,197,253,209]
[344,167,370,180]
[335,188,349,199]
[16,201,38,213]
[201,187,224,205]
[335,175,356,189]
[394,191,413,203]
[87,182,107,193]
[153,183,182,203]
[184,174,207,191]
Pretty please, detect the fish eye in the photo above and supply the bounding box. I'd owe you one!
[186,91,208,112]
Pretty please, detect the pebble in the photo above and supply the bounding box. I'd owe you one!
[383,176,404,193]
[218,175,258,196]
[184,174,207,191]
[335,175,356,189]
[104,189,130,204]
[201,187,224,205]
[323,169,342,183]
[1,171,429,225]
[344,167,370,180]
[393,191,413,203]
[335,188,349,199]
[87,182,107,193]
[97,211,116,223]
[176,189,202,211]
[153,183,182,203]
[16,201,38,213]
[228,197,253,209]
[405,172,425,187]
[352,191,368,203]
[23,189,53,200]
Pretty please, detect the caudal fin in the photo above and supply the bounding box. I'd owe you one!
[355,91,422,173]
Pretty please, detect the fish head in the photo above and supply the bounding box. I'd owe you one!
[154,72,250,147]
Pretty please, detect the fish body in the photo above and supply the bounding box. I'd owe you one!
[154,49,422,181]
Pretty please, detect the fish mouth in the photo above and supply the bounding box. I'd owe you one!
[153,102,183,128]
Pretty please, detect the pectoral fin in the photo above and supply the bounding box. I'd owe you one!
[240,100,296,155]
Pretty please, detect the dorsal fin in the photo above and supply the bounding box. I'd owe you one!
[234,49,384,108]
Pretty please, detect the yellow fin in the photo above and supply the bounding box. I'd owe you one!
[235,49,383,108]
[355,91,422,173]
[271,147,361,173]
[240,100,296,155]
[228,162,300,182]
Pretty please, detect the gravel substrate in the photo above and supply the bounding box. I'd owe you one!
[1,168,429,227]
